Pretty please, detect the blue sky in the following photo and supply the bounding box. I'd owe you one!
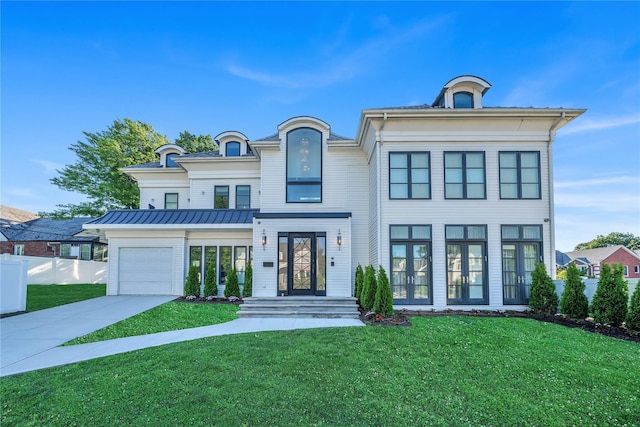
[1,1,638,251]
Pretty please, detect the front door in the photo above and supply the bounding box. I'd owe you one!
[278,233,326,296]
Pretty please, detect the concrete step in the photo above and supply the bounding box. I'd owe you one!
[238,297,360,319]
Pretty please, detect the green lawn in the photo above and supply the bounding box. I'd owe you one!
[26,284,106,312]
[2,316,638,426]
[65,302,239,345]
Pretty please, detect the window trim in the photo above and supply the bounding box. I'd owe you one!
[453,91,474,108]
[165,193,178,209]
[444,151,486,200]
[388,152,431,200]
[14,244,25,256]
[499,151,542,200]
[214,185,230,209]
[445,224,488,305]
[389,225,433,304]
[225,141,241,157]
[286,127,322,204]
[235,185,251,209]
[166,153,180,167]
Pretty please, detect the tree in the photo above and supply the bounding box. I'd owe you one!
[224,268,241,298]
[203,262,217,298]
[591,264,628,326]
[560,264,589,319]
[242,263,253,298]
[529,263,558,315]
[360,265,377,311]
[184,265,201,297]
[373,266,394,317]
[354,264,364,302]
[45,119,170,218]
[173,131,217,153]
[574,232,640,251]
[626,283,640,331]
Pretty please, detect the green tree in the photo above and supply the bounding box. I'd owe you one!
[591,264,628,326]
[360,265,377,311]
[243,263,253,298]
[184,265,201,297]
[354,264,364,302]
[373,266,394,317]
[560,264,589,319]
[45,119,170,218]
[574,232,640,251]
[173,131,217,153]
[625,283,640,331]
[224,268,241,298]
[203,262,217,297]
[529,263,558,315]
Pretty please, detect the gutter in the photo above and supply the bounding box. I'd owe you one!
[547,112,565,278]
[377,112,387,266]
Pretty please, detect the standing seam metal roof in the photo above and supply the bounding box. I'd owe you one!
[86,209,259,226]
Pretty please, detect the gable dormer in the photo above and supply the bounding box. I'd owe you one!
[432,75,491,109]
[155,144,187,168]
[214,131,251,157]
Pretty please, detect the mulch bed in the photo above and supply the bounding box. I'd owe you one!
[361,308,640,343]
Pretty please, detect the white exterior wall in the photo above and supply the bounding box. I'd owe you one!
[189,178,260,209]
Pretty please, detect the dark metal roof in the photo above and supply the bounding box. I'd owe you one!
[87,209,259,226]
[254,212,351,219]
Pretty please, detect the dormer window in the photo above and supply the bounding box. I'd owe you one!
[166,153,180,167]
[155,144,186,168]
[453,92,474,109]
[225,141,241,157]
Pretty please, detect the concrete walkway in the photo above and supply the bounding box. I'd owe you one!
[1,296,364,377]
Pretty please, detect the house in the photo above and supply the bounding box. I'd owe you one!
[1,216,108,261]
[85,75,584,311]
[558,246,640,278]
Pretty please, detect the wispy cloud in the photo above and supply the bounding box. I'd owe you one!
[561,113,640,135]
[554,175,639,189]
[30,158,63,174]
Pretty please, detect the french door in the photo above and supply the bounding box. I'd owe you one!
[446,243,487,304]
[502,243,540,304]
[391,242,432,304]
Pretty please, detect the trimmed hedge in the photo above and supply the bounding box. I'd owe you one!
[184,265,200,297]
[591,264,628,327]
[560,264,589,319]
[529,263,558,315]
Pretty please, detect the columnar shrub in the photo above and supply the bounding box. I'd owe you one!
[243,263,253,298]
[373,266,394,317]
[203,262,217,297]
[224,268,241,298]
[529,263,558,315]
[354,264,364,302]
[591,264,628,326]
[360,265,377,311]
[626,282,640,331]
[184,265,200,297]
[560,264,589,319]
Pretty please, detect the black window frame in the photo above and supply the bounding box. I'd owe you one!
[444,151,486,199]
[499,151,542,200]
[235,185,251,209]
[225,141,241,157]
[445,224,488,305]
[389,224,433,304]
[453,91,474,108]
[501,225,544,305]
[286,127,322,204]
[389,152,431,200]
[214,186,230,209]
[165,193,178,209]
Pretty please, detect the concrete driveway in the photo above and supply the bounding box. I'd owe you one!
[1,295,175,376]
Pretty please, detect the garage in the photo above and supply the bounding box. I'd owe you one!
[118,247,174,295]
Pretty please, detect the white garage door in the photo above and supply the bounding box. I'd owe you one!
[118,247,174,295]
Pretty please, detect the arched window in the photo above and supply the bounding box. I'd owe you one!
[166,153,180,167]
[453,92,474,108]
[225,141,241,157]
[287,128,321,203]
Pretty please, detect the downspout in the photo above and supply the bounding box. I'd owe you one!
[547,112,565,279]
[376,112,387,267]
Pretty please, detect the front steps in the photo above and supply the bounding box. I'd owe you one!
[238,296,360,319]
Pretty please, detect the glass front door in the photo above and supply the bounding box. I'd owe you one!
[278,233,326,296]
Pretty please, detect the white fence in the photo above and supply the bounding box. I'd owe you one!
[554,278,638,304]
[1,259,29,314]
[0,254,107,285]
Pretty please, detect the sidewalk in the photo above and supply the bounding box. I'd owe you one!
[1,297,363,377]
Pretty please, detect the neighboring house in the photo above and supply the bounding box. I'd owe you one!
[85,75,584,310]
[558,246,640,278]
[1,216,108,261]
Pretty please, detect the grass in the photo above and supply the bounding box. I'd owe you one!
[65,302,239,345]
[2,316,639,426]
[26,284,106,312]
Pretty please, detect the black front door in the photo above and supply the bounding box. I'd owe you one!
[278,233,326,296]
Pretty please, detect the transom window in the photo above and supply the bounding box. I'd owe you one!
[389,152,431,199]
[236,185,250,209]
[225,142,241,157]
[215,186,229,209]
[453,91,474,108]
[444,152,486,199]
[165,193,178,209]
[499,152,541,199]
[287,128,322,203]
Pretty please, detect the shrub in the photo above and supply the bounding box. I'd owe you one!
[243,263,253,298]
[224,268,241,298]
[373,266,394,317]
[203,262,217,298]
[560,264,589,319]
[360,265,377,311]
[591,264,628,326]
[626,283,640,331]
[529,263,558,315]
[184,265,200,297]
[354,264,364,302]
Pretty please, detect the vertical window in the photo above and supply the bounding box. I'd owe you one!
[500,152,541,199]
[165,193,178,209]
[80,244,92,260]
[453,92,474,108]
[236,185,251,209]
[635,265,639,274]
[166,153,180,167]
[287,128,322,203]
[389,225,432,304]
[278,236,288,294]
[235,247,247,284]
[501,225,543,305]
[60,243,71,257]
[219,246,232,284]
[215,186,229,209]
[204,246,217,289]
[444,152,485,199]
[624,265,629,277]
[389,152,430,199]
[14,244,24,256]
[225,141,241,157]
[446,225,487,304]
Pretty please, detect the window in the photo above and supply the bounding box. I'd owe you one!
[60,243,71,257]
[166,153,180,167]
[219,246,232,284]
[501,225,543,305]
[80,244,92,260]
[236,185,250,209]
[14,244,24,256]
[215,186,229,208]
[444,152,485,199]
[446,225,487,304]
[389,152,430,199]
[453,91,473,108]
[165,193,178,209]
[235,247,247,284]
[287,128,322,203]
[635,266,639,274]
[225,141,241,157]
[390,225,432,304]
[624,265,629,277]
[500,152,541,199]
